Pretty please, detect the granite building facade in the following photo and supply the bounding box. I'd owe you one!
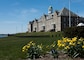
[28,6,84,32]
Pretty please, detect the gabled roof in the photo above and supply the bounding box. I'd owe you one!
[58,7,78,17]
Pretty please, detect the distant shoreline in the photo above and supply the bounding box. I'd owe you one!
[0,34,8,38]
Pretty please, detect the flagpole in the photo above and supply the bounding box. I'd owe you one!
[69,0,71,27]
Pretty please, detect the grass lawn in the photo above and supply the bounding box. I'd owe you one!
[0,32,62,60]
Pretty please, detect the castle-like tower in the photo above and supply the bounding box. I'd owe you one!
[48,6,53,14]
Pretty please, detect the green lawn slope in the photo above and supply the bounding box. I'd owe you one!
[0,32,63,60]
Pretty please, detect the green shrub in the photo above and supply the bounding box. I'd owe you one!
[63,26,84,38]
[57,37,84,58]
[22,41,43,59]
[22,41,59,59]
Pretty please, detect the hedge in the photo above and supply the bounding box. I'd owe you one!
[63,26,84,38]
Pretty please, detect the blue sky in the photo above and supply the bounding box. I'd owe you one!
[0,0,84,34]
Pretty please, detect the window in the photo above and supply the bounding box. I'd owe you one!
[43,26,45,30]
[64,23,66,28]
[64,17,66,22]
[35,28,36,32]
[51,24,56,32]
[53,24,56,29]
[71,18,73,26]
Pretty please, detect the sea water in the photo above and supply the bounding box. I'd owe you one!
[0,34,8,38]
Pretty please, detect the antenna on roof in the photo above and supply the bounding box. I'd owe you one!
[77,10,79,24]
[69,0,71,27]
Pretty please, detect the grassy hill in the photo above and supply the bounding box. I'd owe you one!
[15,31,63,37]
[0,32,63,60]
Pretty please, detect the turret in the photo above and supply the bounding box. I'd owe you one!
[48,6,53,14]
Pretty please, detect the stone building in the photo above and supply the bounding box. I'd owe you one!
[28,6,84,32]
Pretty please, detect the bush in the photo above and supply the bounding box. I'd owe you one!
[57,37,84,58]
[22,41,59,59]
[63,26,84,38]
[48,29,55,32]
[40,30,45,32]
[22,41,43,59]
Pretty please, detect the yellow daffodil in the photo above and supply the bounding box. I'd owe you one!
[27,45,30,49]
[61,44,65,47]
[72,37,77,42]
[67,39,71,42]
[79,38,84,41]
[63,39,67,43]
[82,45,84,48]
[77,42,81,44]
[22,49,25,52]
[65,46,70,50]
[72,43,75,46]
[58,40,62,44]
[32,43,35,46]
[69,42,73,45]
[29,41,33,44]
[37,45,42,49]
[22,45,27,50]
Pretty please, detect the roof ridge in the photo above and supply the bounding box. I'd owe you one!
[58,7,78,16]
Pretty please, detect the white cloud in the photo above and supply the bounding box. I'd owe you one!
[29,8,39,13]
[17,8,39,20]
[13,8,39,16]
